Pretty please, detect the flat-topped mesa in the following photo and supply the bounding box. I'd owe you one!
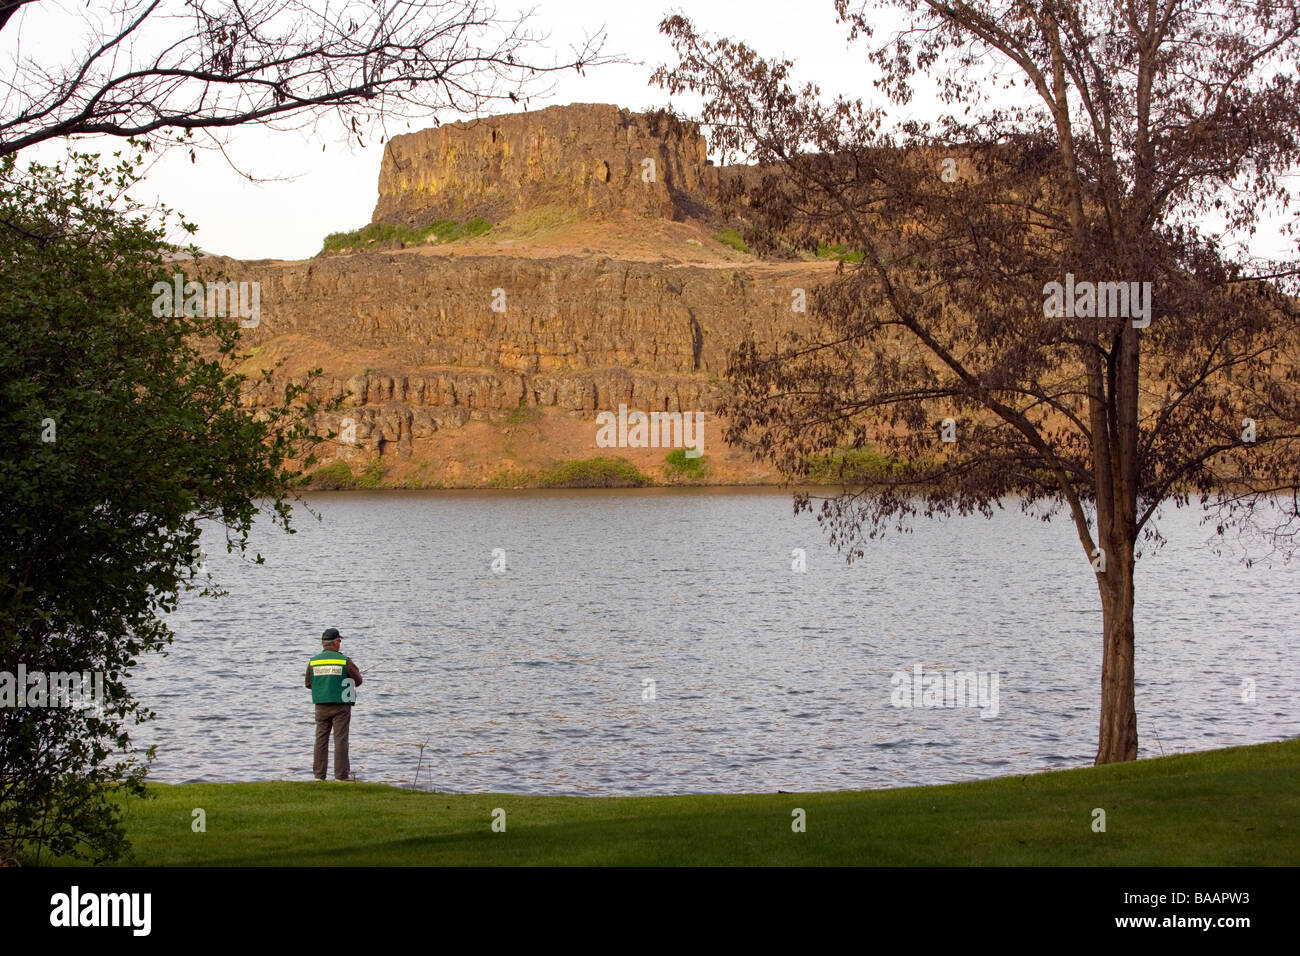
[372,103,719,227]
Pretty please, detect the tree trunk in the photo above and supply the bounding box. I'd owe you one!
[1096,555,1138,763]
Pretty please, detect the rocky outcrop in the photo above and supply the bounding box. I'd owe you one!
[229,252,818,474]
[373,103,721,226]
[224,103,836,486]
[237,254,807,379]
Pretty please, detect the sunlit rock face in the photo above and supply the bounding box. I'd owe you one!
[373,103,718,226]
[217,103,832,486]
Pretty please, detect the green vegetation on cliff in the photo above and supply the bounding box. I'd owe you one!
[805,446,905,483]
[303,459,384,489]
[712,227,752,254]
[663,448,708,482]
[489,457,653,489]
[538,457,653,488]
[815,241,864,263]
[320,217,492,253]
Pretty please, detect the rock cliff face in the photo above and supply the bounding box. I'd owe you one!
[372,103,720,226]
[229,251,824,484]
[230,104,830,487]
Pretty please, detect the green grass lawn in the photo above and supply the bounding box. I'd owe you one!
[72,739,1299,866]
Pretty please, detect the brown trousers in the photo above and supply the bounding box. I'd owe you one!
[314,703,352,780]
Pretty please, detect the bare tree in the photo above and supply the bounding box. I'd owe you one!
[0,0,610,157]
[654,0,1300,764]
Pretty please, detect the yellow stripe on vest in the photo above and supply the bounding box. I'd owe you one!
[313,659,347,665]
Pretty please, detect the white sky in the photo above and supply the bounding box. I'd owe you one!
[13,0,888,260]
[6,0,1296,262]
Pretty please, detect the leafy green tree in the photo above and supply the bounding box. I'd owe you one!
[0,146,325,862]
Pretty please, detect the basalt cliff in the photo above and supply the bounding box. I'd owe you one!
[224,103,835,487]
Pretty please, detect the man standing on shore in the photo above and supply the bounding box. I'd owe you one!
[305,627,363,781]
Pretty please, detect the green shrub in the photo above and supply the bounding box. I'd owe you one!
[488,467,533,488]
[304,461,356,489]
[712,227,752,254]
[663,448,707,481]
[320,221,413,252]
[427,217,492,242]
[806,447,903,483]
[464,217,493,239]
[815,242,865,263]
[355,458,385,488]
[537,457,653,488]
[504,405,539,427]
[320,217,492,254]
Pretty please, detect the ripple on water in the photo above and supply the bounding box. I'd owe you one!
[137,491,1300,794]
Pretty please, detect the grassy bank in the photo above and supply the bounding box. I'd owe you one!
[62,739,1300,866]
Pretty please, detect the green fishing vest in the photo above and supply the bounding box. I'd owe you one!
[308,650,354,704]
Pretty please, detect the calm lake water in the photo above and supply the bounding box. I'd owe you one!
[139,489,1299,794]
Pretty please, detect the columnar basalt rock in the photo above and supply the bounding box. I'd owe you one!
[232,252,811,411]
[372,103,718,226]
[222,103,832,485]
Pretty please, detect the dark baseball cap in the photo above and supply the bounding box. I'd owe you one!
[321,627,342,644]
